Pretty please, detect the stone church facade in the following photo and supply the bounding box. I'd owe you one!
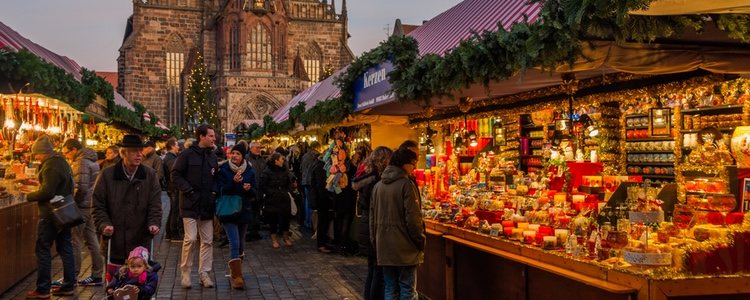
[117,0,353,132]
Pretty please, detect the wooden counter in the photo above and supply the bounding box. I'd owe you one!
[419,220,750,300]
[0,202,39,294]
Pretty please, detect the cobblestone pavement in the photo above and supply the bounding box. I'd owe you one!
[1,193,366,300]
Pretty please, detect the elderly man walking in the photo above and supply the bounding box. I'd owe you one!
[172,124,219,289]
[92,135,162,266]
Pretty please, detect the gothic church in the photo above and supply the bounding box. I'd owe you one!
[117,0,353,132]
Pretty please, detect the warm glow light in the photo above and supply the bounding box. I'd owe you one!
[85,139,98,146]
[33,124,43,131]
[20,122,32,130]
[4,119,15,129]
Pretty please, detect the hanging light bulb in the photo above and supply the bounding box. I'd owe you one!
[4,119,15,129]
[20,122,32,131]
[468,130,478,147]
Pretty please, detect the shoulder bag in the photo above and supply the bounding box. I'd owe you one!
[50,195,85,228]
[216,193,242,217]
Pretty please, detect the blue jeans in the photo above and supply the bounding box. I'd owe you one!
[303,185,313,228]
[222,222,247,259]
[382,265,417,300]
[35,218,76,293]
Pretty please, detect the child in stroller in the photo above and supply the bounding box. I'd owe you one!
[106,246,160,300]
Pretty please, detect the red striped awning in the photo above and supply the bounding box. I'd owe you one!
[0,21,83,81]
[408,0,543,56]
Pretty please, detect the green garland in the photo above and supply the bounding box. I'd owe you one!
[342,0,750,104]
[107,99,169,137]
[248,0,750,138]
[0,49,114,111]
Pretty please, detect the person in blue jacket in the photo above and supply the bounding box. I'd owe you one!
[215,143,256,289]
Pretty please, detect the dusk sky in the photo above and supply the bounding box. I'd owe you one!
[0,0,461,71]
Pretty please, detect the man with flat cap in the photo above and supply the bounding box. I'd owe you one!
[92,135,162,267]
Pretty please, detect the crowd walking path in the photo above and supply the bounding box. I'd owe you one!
[1,193,367,300]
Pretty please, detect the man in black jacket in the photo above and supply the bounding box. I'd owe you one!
[163,138,183,240]
[245,141,265,241]
[171,125,218,289]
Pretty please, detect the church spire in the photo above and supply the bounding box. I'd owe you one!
[341,0,347,19]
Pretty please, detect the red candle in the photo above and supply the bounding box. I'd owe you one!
[502,220,514,228]
[503,227,514,238]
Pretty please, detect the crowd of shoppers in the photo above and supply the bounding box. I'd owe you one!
[23,125,425,299]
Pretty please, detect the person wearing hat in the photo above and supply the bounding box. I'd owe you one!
[171,124,218,289]
[215,142,255,289]
[92,135,163,271]
[25,136,78,299]
[141,140,165,190]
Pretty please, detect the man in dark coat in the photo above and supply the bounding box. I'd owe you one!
[299,141,320,229]
[244,141,266,241]
[162,138,183,240]
[171,124,218,289]
[370,147,424,300]
[92,135,162,267]
[25,136,78,298]
[142,140,165,189]
[311,154,335,253]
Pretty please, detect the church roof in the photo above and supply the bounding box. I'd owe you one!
[272,67,346,122]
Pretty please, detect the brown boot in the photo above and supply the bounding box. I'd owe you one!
[228,258,245,290]
[283,231,293,247]
[271,234,280,248]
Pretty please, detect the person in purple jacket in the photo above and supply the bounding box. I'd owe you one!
[106,246,159,300]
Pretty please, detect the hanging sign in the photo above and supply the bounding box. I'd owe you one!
[353,60,396,112]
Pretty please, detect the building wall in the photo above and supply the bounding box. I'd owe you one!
[119,0,353,133]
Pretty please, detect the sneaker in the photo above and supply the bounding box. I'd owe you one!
[50,278,63,287]
[25,290,50,299]
[78,276,102,286]
[181,272,191,289]
[199,272,214,288]
[50,287,75,296]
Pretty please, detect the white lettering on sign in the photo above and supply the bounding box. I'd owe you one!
[363,67,387,88]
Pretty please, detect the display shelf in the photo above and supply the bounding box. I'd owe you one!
[628,174,675,179]
[625,126,650,129]
[529,137,545,140]
[681,104,743,114]
[685,191,734,196]
[680,127,736,133]
[522,154,543,157]
[626,150,675,154]
[626,162,675,166]
[625,137,674,142]
[625,113,648,118]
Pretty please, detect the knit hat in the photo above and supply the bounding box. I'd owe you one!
[128,246,150,263]
[31,136,55,155]
[231,143,247,157]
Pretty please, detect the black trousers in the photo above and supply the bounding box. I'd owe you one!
[316,208,334,248]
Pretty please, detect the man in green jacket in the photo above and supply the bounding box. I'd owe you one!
[370,147,425,300]
[25,136,77,298]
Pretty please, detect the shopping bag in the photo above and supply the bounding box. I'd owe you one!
[49,195,84,228]
[216,194,242,217]
[288,192,298,216]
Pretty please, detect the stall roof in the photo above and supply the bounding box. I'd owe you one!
[408,0,543,56]
[0,21,83,81]
[0,21,136,112]
[272,68,345,122]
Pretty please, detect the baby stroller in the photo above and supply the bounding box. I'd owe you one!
[103,238,161,300]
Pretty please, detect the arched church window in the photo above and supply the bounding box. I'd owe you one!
[229,23,241,70]
[249,23,271,70]
[304,44,322,82]
[165,34,185,126]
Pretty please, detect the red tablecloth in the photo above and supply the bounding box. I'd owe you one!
[566,162,603,191]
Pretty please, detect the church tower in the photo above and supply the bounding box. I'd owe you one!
[118,0,353,132]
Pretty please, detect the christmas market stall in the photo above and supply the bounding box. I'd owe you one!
[328,0,750,299]
[0,20,165,293]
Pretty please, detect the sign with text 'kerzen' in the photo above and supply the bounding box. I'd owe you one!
[353,60,395,112]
